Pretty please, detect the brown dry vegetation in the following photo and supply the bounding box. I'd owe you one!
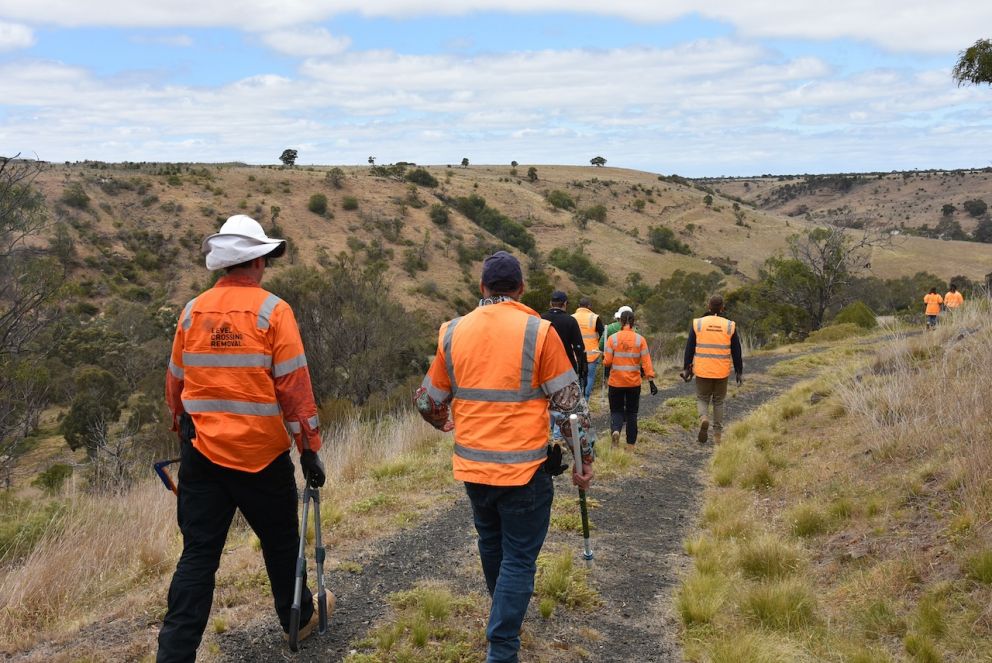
[678,300,992,662]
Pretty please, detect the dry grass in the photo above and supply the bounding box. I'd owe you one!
[678,297,992,661]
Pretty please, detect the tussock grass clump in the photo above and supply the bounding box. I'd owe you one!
[857,599,906,640]
[662,396,697,430]
[534,550,600,615]
[787,503,830,538]
[737,534,802,579]
[592,438,635,479]
[550,494,598,533]
[706,630,811,663]
[737,455,775,490]
[806,322,867,343]
[676,570,727,625]
[963,549,992,584]
[350,582,485,661]
[742,579,817,630]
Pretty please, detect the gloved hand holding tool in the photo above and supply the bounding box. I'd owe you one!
[289,453,329,651]
[565,414,594,567]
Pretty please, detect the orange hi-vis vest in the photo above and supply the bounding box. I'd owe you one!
[166,276,321,472]
[422,300,576,486]
[944,291,964,308]
[924,293,943,316]
[604,328,655,388]
[572,307,602,363]
[692,315,736,379]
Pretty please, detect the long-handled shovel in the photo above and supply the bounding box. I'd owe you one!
[288,473,328,651]
[565,414,594,567]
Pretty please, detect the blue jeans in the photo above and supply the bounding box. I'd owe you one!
[584,357,601,400]
[465,470,554,663]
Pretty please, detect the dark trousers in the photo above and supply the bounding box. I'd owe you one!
[157,442,313,662]
[609,385,641,444]
[465,470,553,663]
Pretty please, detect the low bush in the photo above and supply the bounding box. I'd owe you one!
[342,196,359,211]
[428,204,449,226]
[308,193,328,215]
[405,168,438,188]
[648,225,691,254]
[547,190,575,210]
[833,301,877,329]
[547,247,607,285]
[806,322,866,343]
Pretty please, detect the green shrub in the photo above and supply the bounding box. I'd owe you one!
[547,247,607,285]
[452,195,535,253]
[546,190,575,210]
[648,225,691,254]
[342,196,359,211]
[166,174,182,186]
[308,193,328,215]
[580,204,607,223]
[806,322,866,343]
[60,183,90,209]
[833,301,877,329]
[428,204,449,226]
[0,494,66,562]
[405,168,438,188]
[326,167,345,189]
[32,463,73,494]
[964,549,992,584]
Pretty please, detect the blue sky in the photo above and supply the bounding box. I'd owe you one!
[0,1,990,176]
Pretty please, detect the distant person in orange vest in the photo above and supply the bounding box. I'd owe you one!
[572,297,605,400]
[603,309,657,448]
[944,283,964,311]
[415,251,594,663]
[683,295,743,445]
[159,216,330,661]
[924,287,943,330]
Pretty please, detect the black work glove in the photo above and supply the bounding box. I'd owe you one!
[735,371,743,386]
[300,450,326,488]
[649,380,658,395]
[679,369,693,383]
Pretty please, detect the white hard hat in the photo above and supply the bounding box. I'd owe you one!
[614,305,633,319]
[201,215,286,270]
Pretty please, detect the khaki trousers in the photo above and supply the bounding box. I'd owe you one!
[695,377,728,431]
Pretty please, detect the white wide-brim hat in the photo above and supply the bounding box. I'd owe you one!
[201,215,286,270]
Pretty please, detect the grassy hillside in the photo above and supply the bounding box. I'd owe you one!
[677,302,992,662]
[28,161,992,327]
[705,169,992,239]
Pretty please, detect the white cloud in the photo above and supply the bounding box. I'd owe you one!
[261,26,350,57]
[0,20,34,51]
[0,1,988,52]
[1,39,990,174]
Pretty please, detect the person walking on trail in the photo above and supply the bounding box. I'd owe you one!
[603,309,657,448]
[159,215,331,661]
[683,295,743,445]
[944,283,964,311]
[414,251,595,663]
[600,305,633,389]
[572,297,604,400]
[542,290,588,441]
[924,287,943,330]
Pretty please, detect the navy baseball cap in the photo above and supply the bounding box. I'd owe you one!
[481,251,523,291]
[550,290,568,302]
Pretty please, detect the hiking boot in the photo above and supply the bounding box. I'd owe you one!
[611,431,620,447]
[714,431,722,445]
[285,592,335,644]
[697,419,709,444]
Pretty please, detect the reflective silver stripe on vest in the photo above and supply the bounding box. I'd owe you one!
[273,353,307,378]
[287,420,302,434]
[454,442,547,464]
[307,414,319,429]
[542,368,577,395]
[695,352,730,359]
[421,374,451,403]
[613,351,641,358]
[257,294,282,330]
[182,399,281,416]
[727,320,734,334]
[445,315,545,403]
[612,365,641,371]
[181,298,197,331]
[183,352,273,369]
[697,343,730,350]
[634,333,644,348]
[442,316,462,394]
[695,318,702,332]
[168,359,184,380]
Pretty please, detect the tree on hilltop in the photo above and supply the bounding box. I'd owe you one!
[590,156,607,167]
[279,149,297,167]
[461,157,469,168]
[953,38,992,86]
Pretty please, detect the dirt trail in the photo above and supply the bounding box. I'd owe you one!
[216,349,814,663]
